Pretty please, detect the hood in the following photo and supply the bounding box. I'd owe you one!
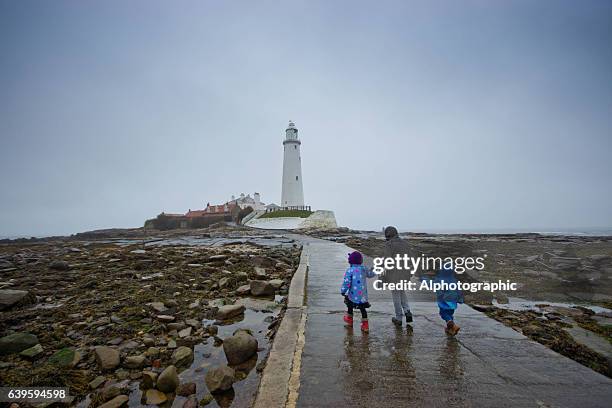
[384,226,399,240]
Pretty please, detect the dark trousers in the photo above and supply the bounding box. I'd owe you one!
[347,304,368,319]
[439,307,455,322]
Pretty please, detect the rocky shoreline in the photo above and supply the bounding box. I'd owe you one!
[0,225,302,407]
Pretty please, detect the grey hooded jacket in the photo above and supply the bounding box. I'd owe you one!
[382,226,414,284]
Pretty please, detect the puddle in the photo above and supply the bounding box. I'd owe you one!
[492,297,612,315]
[77,304,281,407]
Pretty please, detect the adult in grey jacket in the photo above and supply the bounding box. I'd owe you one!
[383,226,413,325]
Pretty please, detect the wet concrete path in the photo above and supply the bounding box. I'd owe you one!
[292,236,612,408]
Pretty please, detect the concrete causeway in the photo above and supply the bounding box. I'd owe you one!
[291,236,612,407]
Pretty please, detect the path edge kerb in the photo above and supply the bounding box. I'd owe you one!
[253,243,308,408]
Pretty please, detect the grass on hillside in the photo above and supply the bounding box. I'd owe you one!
[259,210,313,219]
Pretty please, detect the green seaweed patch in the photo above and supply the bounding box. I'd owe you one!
[48,347,76,367]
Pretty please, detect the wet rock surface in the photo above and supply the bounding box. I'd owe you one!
[0,225,301,406]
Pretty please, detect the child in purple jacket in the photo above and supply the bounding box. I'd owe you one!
[341,251,376,332]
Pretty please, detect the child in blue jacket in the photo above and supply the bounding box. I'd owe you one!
[341,251,376,332]
[422,265,464,335]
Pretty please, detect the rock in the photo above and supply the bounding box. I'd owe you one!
[216,304,245,320]
[145,347,160,358]
[223,329,258,365]
[168,339,177,349]
[207,325,219,335]
[236,272,248,282]
[115,368,129,380]
[204,365,235,393]
[185,319,201,329]
[209,254,227,261]
[89,375,106,390]
[269,279,284,289]
[101,384,122,401]
[98,395,129,408]
[254,266,267,278]
[94,346,120,370]
[110,315,124,324]
[236,285,250,296]
[0,289,35,310]
[156,365,179,393]
[19,343,43,359]
[143,336,155,347]
[219,277,234,289]
[49,260,70,271]
[176,382,196,396]
[209,298,225,308]
[141,371,158,389]
[178,327,192,338]
[200,394,214,406]
[182,395,198,408]
[172,346,193,366]
[156,315,175,322]
[48,348,81,368]
[148,302,168,313]
[168,322,187,331]
[145,389,167,405]
[250,280,274,296]
[0,332,39,356]
[123,355,146,369]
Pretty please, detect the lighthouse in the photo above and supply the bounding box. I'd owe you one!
[281,120,305,208]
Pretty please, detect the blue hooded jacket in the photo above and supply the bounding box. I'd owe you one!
[423,266,464,309]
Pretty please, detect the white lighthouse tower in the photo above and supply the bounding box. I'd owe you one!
[281,120,305,208]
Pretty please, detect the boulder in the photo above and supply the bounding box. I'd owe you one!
[182,395,198,408]
[185,319,201,329]
[172,346,193,366]
[156,365,179,393]
[250,280,274,296]
[216,304,245,321]
[94,346,120,370]
[269,279,284,289]
[147,302,168,313]
[219,277,234,289]
[141,371,158,389]
[49,348,81,368]
[123,355,146,369]
[98,395,129,408]
[178,327,192,338]
[223,329,258,365]
[0,332,39,356]
[205,365,235,393]
[89,376,106,390]
[0,289,35,310]
[254,266,267,278]
[176,382,196,396]
[145,389,167,405]
[236,285,250,296]
[49,260,70,271]
[20,343,43,359]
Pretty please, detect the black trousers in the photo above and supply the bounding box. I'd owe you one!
[347,303,368,319]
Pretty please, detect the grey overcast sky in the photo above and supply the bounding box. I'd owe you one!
[1,0,611,236]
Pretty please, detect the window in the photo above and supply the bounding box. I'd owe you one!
[294,145,297,149]
[296,176,299,180]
